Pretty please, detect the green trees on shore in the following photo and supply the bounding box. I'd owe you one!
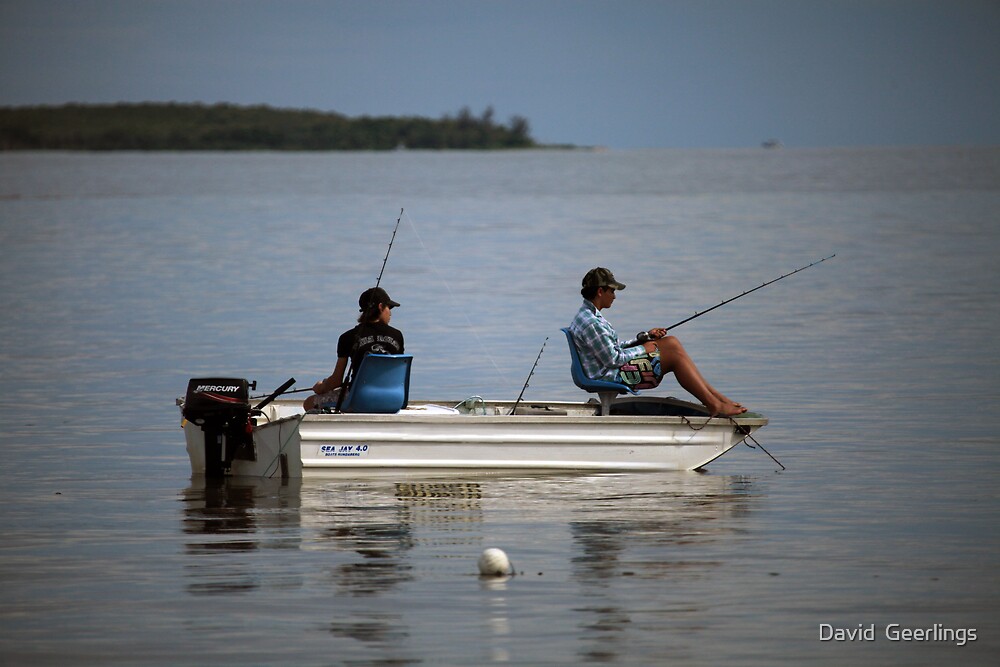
[0,103,538,150]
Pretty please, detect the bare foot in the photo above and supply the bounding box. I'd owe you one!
[706,398,747,417]
[710,388,743,409]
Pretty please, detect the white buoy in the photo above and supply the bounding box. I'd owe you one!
[478,548,512,577]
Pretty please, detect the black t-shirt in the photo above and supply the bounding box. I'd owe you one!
[337,322,405,380]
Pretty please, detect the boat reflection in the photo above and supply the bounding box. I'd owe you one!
[181,477,302,595]
[564,474,756,664]
[301,479,485,596]
[179,471,760,663]
[302,478,486,663]
[570,475,755,579]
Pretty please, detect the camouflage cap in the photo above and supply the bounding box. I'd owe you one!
[581,267,626,290]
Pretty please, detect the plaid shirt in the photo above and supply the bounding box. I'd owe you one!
[568,300,646,381]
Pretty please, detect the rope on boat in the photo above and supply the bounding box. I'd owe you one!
[680,414,713,431]
[681,414,786,470]
[455,395,488,414]
[260,414,305,479]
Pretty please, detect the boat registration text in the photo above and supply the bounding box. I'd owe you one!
[320,444,370,457]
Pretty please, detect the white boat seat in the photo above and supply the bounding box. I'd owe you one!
[336,353,413,414]
[560,328,637,415]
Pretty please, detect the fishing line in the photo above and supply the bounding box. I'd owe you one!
[681,413,785,470]
[731,419,786,470]
[666,258,829,468]
[401,209,512,389]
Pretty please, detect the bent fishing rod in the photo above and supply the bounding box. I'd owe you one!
[635,253,837,344]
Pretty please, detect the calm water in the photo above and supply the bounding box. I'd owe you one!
[1,147,999,665]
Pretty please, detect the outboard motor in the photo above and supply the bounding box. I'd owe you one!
[182,378,256,477]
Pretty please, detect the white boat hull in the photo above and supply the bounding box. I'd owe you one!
[243,397,768,475]
[184,414,304,478]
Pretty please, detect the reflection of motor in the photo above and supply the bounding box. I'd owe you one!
[182,378,256,477]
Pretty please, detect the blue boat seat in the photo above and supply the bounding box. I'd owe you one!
[560,328,637,415]
[336,353,413,414]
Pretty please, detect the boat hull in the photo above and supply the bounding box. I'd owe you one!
[298,416,755,471]
[181,396,767,476]
[185,414,303,478]
[274,397,766,474]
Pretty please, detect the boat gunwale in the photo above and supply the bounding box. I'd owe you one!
[263,397,768,429]
[293,411,769,428]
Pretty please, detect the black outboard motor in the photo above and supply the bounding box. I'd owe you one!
[182,378,255,477]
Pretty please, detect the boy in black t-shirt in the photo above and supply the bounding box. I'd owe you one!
[304,287,404,410]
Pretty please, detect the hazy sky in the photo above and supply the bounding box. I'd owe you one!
[2,0,998,148]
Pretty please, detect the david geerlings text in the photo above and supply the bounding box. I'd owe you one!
[820,623,976,646]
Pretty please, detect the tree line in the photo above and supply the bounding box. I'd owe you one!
[0,103,538,151]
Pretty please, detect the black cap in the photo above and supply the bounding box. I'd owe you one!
[359,287,400,311]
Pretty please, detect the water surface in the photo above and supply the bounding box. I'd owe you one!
[1,147,998,665]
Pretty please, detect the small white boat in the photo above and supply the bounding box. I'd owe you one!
[272,396,765,473]
[179,330,766,477]
[179,388,767,478]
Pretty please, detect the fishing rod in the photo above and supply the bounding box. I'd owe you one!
[254,210,409,406]
[334,208,407,413]
[375,208,404,290]
[509,337,548,415]
[660,254,835,333]
[253,377,296,412]
[250,386,313,400]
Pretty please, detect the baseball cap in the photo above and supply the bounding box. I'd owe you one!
[581,267,626,290]
[359,287,400,311]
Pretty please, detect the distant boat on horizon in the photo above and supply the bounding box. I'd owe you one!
[761,139,784,149]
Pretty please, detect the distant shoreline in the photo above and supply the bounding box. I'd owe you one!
[0,102,545,151]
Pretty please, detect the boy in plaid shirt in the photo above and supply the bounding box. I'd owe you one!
[569,268,746,417]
